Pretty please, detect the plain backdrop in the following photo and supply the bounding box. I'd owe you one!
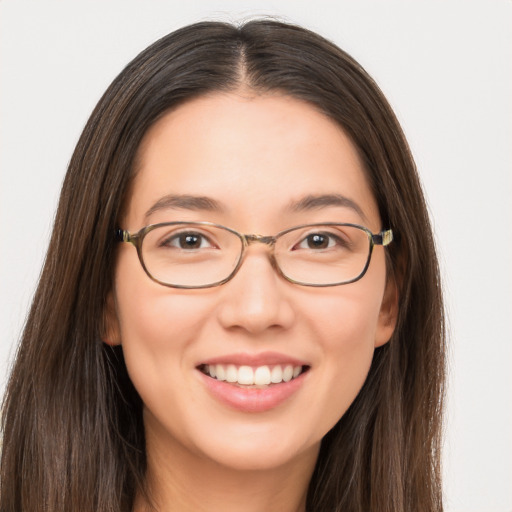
[1,1,511,511]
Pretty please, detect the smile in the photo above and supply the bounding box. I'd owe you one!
[199,364,307,386]
[196,353,311,412]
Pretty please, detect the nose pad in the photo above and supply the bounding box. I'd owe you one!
[262,251,281,275]
[216,249,296,334]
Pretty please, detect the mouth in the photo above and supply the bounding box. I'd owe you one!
[196,353,311,412]
[198,363,310,387]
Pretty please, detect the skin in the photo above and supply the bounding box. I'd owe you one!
[105,92,398,512]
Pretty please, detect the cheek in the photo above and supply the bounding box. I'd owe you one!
[300,275,385,428]
[112,255,214,407]
[305,269,385,355]
[117,284,196,356]
[114,246,213,344]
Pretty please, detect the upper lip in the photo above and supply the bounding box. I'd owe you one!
[198,351,309,368]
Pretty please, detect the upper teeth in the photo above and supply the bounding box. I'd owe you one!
[203,364,303,386]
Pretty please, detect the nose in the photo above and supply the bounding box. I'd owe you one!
[216,248,296,335]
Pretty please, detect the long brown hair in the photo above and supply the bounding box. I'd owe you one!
[1,20,445,512]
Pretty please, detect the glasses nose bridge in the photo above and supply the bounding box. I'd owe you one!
[243,233,276,247]
[237,233,280,278]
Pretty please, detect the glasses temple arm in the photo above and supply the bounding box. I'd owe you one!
[372,229,393,246]
[115,229,129,242]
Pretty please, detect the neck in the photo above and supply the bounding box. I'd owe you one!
[134,422,319,512]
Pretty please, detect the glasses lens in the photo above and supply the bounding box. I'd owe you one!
[275,224,371,285]
[141,223,243,287]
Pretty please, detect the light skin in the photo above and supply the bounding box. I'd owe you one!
[105,91,398,512]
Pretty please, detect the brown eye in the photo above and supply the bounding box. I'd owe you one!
[162,231,212,250]
[306,234,329,249]
[179,233,202,249]
[296,232,338,250]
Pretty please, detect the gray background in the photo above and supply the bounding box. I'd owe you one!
[1,1,511,510]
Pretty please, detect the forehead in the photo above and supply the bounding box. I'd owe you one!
[124,92,380,230]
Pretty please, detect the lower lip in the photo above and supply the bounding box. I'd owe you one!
[198,370,307,413]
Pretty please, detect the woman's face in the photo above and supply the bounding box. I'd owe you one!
[107,92,397,473]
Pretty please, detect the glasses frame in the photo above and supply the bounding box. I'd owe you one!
[115,221,393,289]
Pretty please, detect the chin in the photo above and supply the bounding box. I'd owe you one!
[199,436,320,473]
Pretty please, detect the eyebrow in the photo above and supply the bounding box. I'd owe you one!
[289,194,367,221]
[144,194,223,221]
[144,192,367,223]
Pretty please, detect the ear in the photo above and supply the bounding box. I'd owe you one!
[101,291,122,346]
[374,276,399,348]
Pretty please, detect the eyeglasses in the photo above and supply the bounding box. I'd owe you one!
[115,221,393,289]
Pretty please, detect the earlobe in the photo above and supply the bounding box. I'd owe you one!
[101,291,122,346]
[374,277,399,348]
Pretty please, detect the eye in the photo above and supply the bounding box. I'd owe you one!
[296,232,341,250]
[162,231,214,250]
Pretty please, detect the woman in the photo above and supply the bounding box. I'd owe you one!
[1,20,445,512]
